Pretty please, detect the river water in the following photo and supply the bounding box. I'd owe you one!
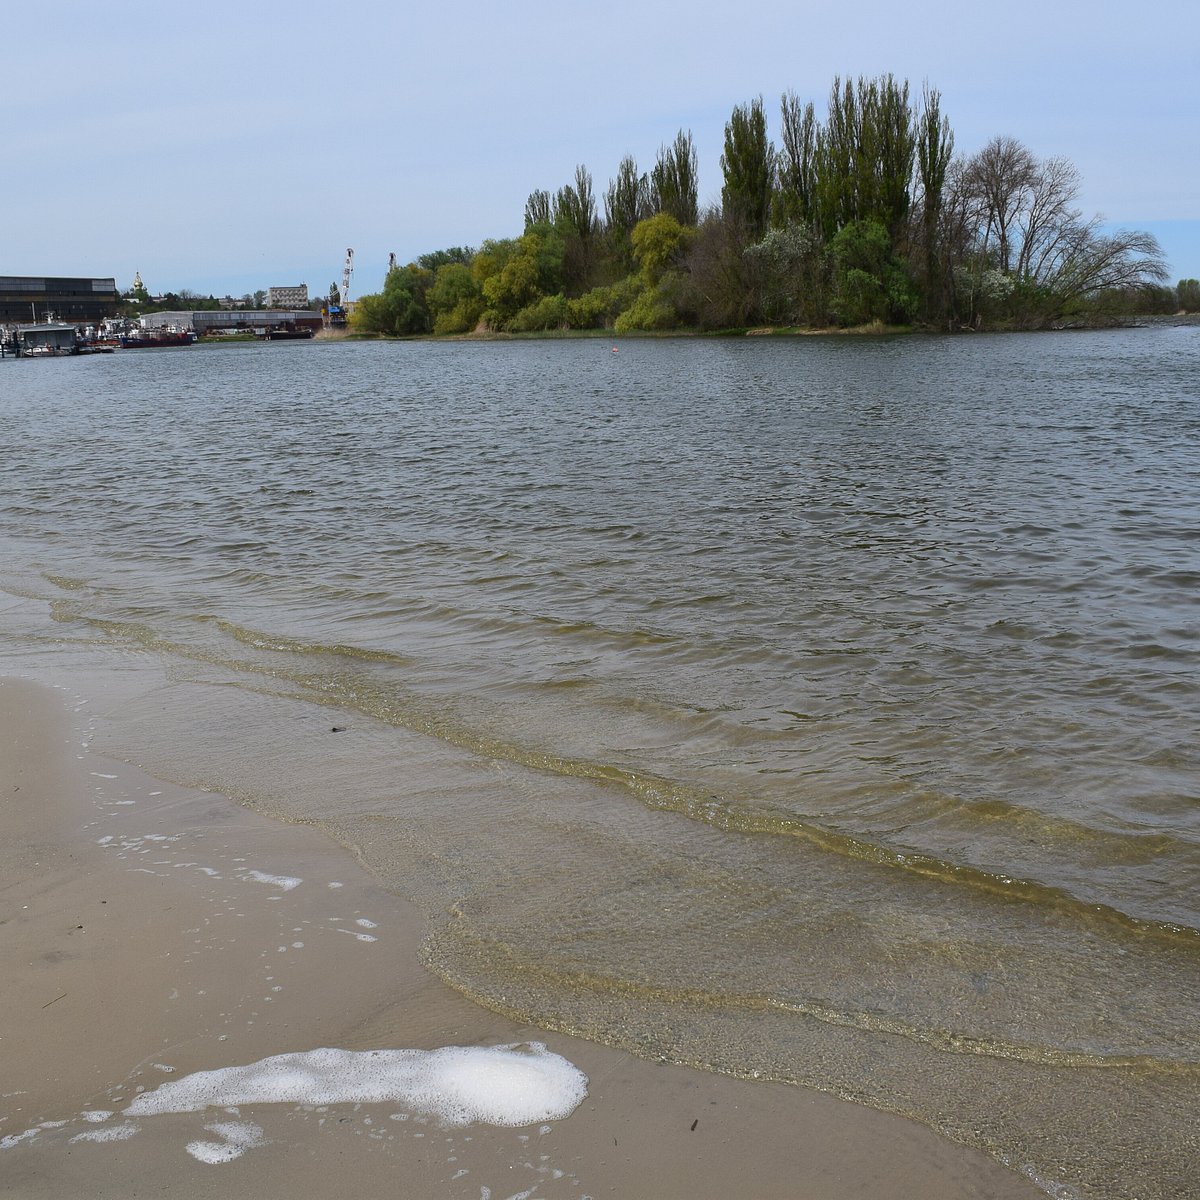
[1,331,1197,1197]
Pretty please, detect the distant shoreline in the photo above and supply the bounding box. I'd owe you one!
[337,311,1200,343]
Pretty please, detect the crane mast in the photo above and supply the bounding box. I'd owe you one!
[327,248,355,327]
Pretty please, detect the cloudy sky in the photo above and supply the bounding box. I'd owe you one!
[4,1,1197,298]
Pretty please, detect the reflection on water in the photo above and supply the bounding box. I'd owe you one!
[1,331,1198,1198]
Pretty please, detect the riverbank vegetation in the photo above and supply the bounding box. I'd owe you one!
[353,75,1185,338]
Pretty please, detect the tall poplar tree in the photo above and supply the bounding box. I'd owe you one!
[605,155,652,270]
[721,97,775,242]
[524,189,552,229]
[554,165,598,243]
[915,84,954,316]
[777,92,818,227]
[651,130,699,227]
[869,74,916,244]
[814,76,859,236]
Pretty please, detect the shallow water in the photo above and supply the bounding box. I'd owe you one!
[1,331,1197,1197]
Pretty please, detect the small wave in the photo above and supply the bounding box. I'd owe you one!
[48,602,1200,950]
[209,617,417,666]
[426,925,1200,1073]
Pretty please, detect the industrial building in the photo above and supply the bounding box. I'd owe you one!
[141,310,322,337]
[0,276,119,323]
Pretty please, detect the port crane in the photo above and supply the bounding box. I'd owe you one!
[328,248,354,326]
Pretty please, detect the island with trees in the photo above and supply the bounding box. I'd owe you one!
[352,75,1194,338]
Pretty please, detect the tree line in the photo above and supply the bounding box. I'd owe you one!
[354,75,1188,337]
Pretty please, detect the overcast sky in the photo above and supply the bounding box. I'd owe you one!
[4,1,1197,298]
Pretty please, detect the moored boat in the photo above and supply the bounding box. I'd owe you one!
[118,330,195,348]
[262,327,316,340]
[97,318,196,349]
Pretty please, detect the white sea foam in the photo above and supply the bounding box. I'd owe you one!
[239,869,302,891]
[70,1122,139,1144]
[0,1127,42,1150]
[1,1120,67,1149]
[185,1120,265,1164]
[125,1043,587,1127]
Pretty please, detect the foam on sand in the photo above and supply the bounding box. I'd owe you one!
[185,1120,266,1164]
[125,1042,588,1127]
[69,1122,139,1144]
[238,869,302,891]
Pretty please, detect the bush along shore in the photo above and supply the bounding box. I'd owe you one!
[353,74,1194,339]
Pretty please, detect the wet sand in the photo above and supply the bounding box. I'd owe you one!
[0,675,1041,1199]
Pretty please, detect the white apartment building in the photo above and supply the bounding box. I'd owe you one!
[267,284,309,308]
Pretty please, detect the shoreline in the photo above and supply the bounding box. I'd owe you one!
[333,311,1200,343]
[0,674,1041,1199]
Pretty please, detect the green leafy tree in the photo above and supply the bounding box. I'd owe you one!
[811,75,917,241]
[565,277,641,329]
[351,264,432,335]
[610,213,694,333]
[829,219,916,326]
[721,97,775,243]
[776,92,818,227]
[471,238,518,289]
[428,263,483,334]
[475,227,566,329]
[865,75,916,243]
[418,247,475,272]
[651,130,699,227]
[1178,279,1200,311]
[813,77,858,237]
[613,287,680,333]
[630,212,690,281]
[524,190,552,229]
[914,84,954,319]
[482,251,540,321]
[554,165,600,294]
[554,165,598,243]
[176,289,221,311]
[509,293,569,332]
[604,155,652,271]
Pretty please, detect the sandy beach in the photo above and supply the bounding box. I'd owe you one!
[0,675,1043,1198]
